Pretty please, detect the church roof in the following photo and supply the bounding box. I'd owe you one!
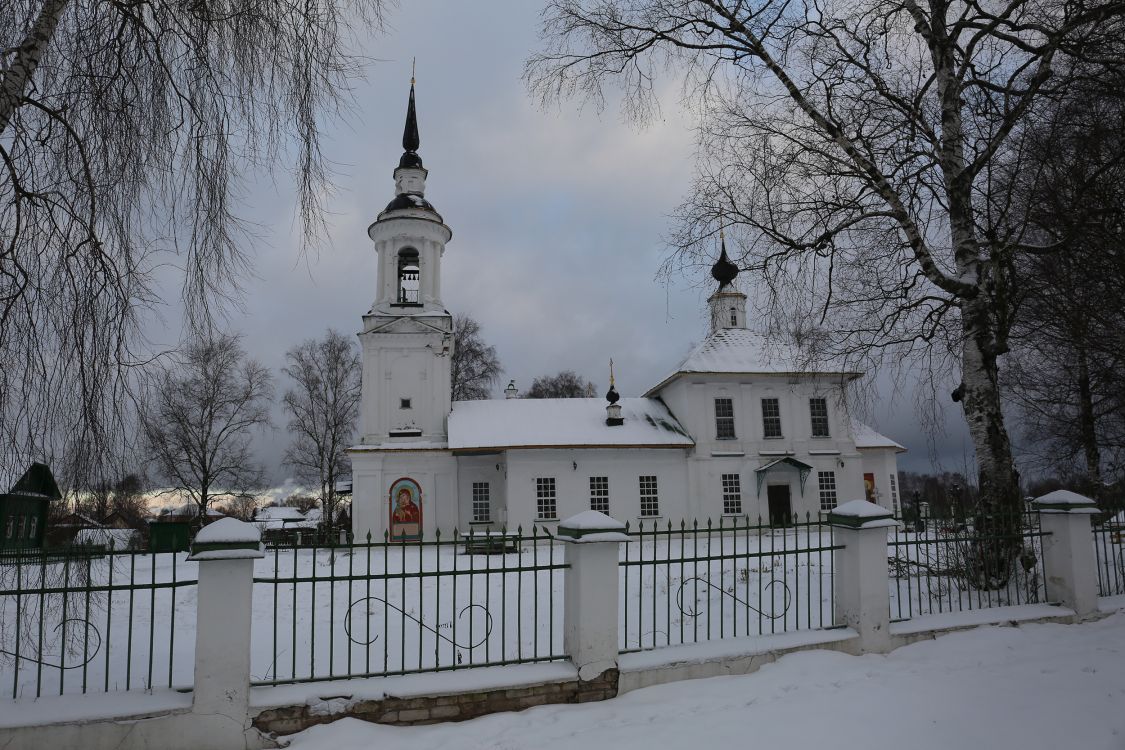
[851,421,907,453]
[447,397,693,451]
[644,328,862,397]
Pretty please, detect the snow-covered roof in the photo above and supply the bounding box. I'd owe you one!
[255,506,306,522]
[851,421,906,453]
[447,398,693,451]
[645,328,861,396]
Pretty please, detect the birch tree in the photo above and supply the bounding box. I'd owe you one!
[451,314,503,401]
[141,335,273,522]
[282,330,361,531]
[528,0,1125,581]
[0,0,386,487]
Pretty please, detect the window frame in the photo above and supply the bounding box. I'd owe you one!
[535,477,558,520]
[817,470,838,512]
[809,397,830,438]
[721,473,743,516]
[715,397,736,440]
[589,476,610,514]
[471,481,491,523]
[761,397,783,439]
[638,475,660,517]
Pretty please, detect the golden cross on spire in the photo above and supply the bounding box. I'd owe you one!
[609,358,616,387]
[411,57,416,85]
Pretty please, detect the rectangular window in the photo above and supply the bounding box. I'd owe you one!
[471,482,491,523]
[889,474,900,517]
[400,398,412,409]
[721,473,742,515]
[589,476,609,513]
[818,471,838,512]
[715,397,736,439]
[536,477,557,520]
[639,475,660,517]
[761,398,783,438]
[809,397,830,437]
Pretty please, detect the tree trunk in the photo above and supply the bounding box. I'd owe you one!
[1075,346,1103,491]
[959,298,1023,587]
[0,0,71,136]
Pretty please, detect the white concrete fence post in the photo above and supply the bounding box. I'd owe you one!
[828,500,900,654]
[1032,490,1101,619]
[187,517,265,745]
[557,511,630,682]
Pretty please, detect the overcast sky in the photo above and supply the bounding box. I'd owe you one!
[157,0,976,487]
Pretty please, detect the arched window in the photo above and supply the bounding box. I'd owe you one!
[397,248,420,304]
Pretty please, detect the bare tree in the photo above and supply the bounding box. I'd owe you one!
[0,0,388,489]
[282,330,360,532]
[141,335,273,523]
[109,473,149,529]
[528,0,1125,581]
[451,314,503,401]
[1005,83,1125,490]
[524,371,598,399]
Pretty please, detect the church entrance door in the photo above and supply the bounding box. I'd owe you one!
[767,484,792,527]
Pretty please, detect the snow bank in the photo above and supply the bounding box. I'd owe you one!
[285,613,1125,750]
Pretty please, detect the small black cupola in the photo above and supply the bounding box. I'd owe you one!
[711,224,739,289]
[605,359,624,426]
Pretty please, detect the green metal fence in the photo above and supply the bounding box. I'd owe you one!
[619,515,841,653]
[0,546,197,699]
[251,527,567,686]
[1093,511,1124,597]
[888,507,1050,620]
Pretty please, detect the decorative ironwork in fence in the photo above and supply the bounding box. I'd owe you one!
[0,546,197,699]
[251,527,567,686]
[619,515,841,653]
[1093,510,1124,597]
[888,507,1049,620]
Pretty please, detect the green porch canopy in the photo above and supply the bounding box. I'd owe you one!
[755,456,813,497]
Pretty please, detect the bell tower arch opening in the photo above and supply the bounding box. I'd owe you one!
[396,247,421,305]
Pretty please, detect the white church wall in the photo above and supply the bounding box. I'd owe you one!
[456,453,508,529]
[349,450,457,540]
[502,448,690,530]
[358,328,452,444]
[859,450,902,515]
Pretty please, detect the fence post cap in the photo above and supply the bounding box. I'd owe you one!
[828,499,900,529]
[188,517,265,560]
[1032,490,1100,514]
[557,510,629,543]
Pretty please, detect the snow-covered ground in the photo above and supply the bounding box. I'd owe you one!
[284,611,1125,750]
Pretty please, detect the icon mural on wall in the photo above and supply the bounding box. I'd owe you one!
[389,477,423,541]
[863,473,877,503]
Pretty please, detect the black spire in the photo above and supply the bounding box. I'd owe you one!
[399,78,423,170]
[711,230,739,289]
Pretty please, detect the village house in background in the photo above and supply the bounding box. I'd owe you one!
[349,84,906,540]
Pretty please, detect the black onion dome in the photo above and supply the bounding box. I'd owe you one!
[383,192,440,216]
[606,384,620,404]
[711,244,739,289]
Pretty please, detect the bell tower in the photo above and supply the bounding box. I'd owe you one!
[708,228,747,332]
[357,78,454,444]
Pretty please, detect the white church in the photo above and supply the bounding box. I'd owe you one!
[349,83,905,541]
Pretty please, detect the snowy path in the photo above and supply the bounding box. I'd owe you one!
[285,611,1125,750]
